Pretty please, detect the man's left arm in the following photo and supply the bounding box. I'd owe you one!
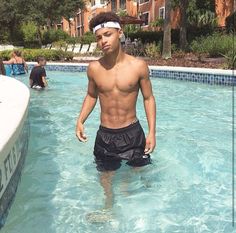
[139,60,156,154]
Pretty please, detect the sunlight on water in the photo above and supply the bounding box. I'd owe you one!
[1,71,234,233]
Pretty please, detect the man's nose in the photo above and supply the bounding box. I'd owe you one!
[101,36,108,45]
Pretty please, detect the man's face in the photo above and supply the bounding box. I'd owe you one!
[95,28,122,54]
[39,60,47,66]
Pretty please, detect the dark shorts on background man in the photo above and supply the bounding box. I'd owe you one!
[93,120,151,172]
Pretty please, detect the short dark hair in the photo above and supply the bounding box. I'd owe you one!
[13,50,22,57]
[37,56,46,63]
[89,11,121,32]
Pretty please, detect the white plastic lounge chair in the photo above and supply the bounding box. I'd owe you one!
[73,44,81,53]
[88,42,97,54]
[80,44,90,54]
[51,45,57,50]
[60,46,67,51]
[66,44,74,52]
[0,45,5,51]
[4,45,14,50]
[45,44,52,49]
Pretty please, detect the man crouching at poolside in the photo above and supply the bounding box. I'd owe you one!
[76,12,156,210]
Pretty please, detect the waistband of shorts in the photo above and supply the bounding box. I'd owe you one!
[99,119,141,134]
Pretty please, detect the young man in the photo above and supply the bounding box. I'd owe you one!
[76,12,156,209]
[29,56,47,90]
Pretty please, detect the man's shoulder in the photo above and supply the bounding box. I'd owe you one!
[32,65,44,70]
[88,60,101,71]
[128,55,147,67]
[124,54,148,71]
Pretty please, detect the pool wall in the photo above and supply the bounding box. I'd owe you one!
[0,75,30,227]
[27,62,235,86]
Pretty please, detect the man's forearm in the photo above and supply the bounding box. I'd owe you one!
[78,94,97,124]
[144,95,156,135]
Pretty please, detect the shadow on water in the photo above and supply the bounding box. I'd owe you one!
[1,95,60,233]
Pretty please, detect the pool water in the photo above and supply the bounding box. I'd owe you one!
[1,71,234,233]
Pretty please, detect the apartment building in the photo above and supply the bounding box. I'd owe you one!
[60,0,234,37]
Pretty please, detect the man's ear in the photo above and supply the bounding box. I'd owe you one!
[118,29,124,39]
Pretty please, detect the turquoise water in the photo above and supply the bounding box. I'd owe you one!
[1,71,234,233]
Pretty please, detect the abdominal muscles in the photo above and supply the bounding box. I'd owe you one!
[99,90,139,129]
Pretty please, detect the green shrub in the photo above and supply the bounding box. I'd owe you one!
[145,42,161,58]
[21,22,38,43]
[0,49,73,61]
[128,30,180,45]
[80,32,96,44]
[188,10,218,28]
[225,11,236,32]
[0,29,11,44]
[190,32,234,57]
[123,25,140,34]
[43,29,70,44]
[222,50,236,69]
[0,50,12,60]
[150,18,164,28]
[52,40,67,49]
[66,36,81,45]
[20,21,41,48]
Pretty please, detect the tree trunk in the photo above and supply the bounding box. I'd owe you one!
[162,0,171,59]
[179,0,188,51]
[47,17,52,29]
[37,26,43,46]
[68,20,72,36]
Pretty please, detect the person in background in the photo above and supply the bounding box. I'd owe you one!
[3,50,28,75]
[29,56,47,90]
[120,32,126,48]
[0,59,6,75]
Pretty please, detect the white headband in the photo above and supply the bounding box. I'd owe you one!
[93,21,121,33]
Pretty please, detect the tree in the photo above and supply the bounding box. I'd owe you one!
[178,0,189,51]
[60,0,85,36]
[162,0,172,59]
[0,0,86,43]
[172,0,216,51]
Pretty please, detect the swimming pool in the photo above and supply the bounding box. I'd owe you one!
[1,71,234,233]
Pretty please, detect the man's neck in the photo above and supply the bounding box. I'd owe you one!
[103,46,125,67]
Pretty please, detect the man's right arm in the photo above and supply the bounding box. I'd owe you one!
[76,63,98,142]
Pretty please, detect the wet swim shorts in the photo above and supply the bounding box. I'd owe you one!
[93,120,151,171]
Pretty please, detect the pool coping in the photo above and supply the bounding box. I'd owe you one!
[25,62,236,86]
[0,75,30,227]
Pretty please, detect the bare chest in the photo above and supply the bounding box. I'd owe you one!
[94,68,139,93]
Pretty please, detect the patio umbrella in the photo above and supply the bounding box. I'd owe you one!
[119,16,145,39]
[120,15,144,25]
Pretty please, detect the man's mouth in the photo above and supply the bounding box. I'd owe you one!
[102,45,110,50]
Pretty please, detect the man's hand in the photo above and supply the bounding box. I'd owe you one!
[76,121,87,142]
[144,133,156,154]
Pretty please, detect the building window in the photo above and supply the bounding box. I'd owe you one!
[139,0,149,4]
[159,7,165,19]
[111,1,117,11]
[91,0,95,6]
[140,12,149,26]
[100,0,105,4]
[120,0,126,9]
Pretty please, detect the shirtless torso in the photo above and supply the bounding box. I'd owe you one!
[89,54,146,128]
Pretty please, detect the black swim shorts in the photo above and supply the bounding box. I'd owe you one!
[93,120,151,172]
